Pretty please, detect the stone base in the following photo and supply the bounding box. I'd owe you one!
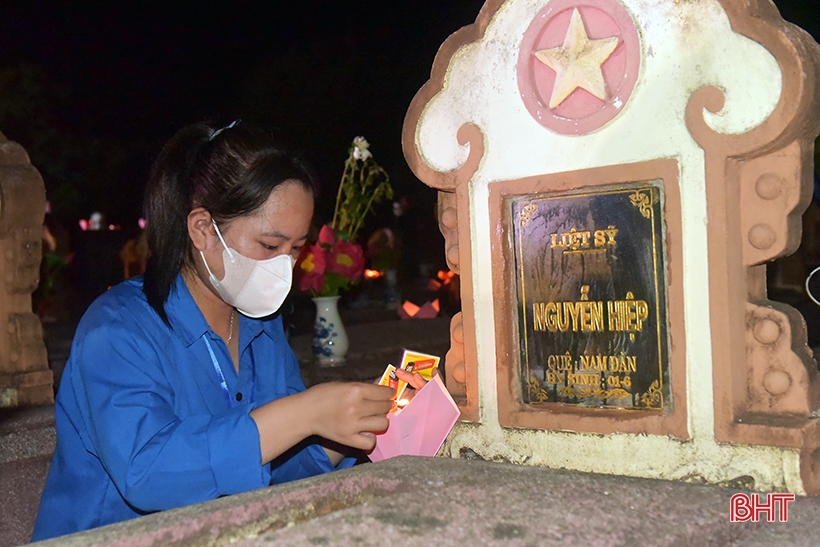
[444,422,808,494]
[28,455,820,547]
[0,371,54,408]
[0,406,56,547]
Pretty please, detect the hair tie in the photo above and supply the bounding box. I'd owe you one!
[209,119,242,141]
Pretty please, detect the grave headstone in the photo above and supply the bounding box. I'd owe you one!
[404,0,820,494]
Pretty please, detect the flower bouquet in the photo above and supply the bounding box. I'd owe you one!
[296,137,393,297]
[297,224,365,295]
[296,137,393,364]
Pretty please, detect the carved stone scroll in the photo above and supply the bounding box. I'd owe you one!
[0,132,52,407]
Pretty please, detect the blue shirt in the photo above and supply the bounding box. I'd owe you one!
[32,275,352,541]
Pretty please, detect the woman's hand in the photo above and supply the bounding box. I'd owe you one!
[394,367,429,390]
[303,382,395,451]
[393,367,439,407]
[250,382,394,465]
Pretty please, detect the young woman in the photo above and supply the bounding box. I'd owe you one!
[32,122,396,540]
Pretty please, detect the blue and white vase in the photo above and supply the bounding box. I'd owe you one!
[311,296,349,366]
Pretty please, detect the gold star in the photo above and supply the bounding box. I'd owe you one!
[535,8,620,108]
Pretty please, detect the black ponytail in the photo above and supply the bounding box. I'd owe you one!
[142,122,316,324]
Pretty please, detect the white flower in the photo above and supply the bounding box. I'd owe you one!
[352,136,372,161]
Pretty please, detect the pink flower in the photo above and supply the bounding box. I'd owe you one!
[295,225,366,295]
[296,244,327,293]
[328,240,365,282]
[318,224,336,246]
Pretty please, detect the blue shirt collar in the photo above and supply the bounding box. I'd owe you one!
[164,274,277,348]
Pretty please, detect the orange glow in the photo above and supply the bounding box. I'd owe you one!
[402,301,421,316]
[364,269,383,279]
[432,299,440,312]
[436,270,456,284]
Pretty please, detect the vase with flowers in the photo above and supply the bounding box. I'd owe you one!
[296,137,393,365]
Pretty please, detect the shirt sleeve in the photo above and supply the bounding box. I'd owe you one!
[71,321,270,513]
[267,339,357,485]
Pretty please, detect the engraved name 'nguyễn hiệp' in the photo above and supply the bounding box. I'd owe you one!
[531,286,649,333]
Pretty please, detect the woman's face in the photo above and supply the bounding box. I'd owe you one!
[198,180,314,282]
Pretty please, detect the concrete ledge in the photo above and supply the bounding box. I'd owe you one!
[0,406,56,463]
[0,406,55,547]
[27,455,820,546]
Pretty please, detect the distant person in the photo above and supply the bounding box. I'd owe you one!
[33,201,73,321]
[32,121,412,540]
[119,228,148,279]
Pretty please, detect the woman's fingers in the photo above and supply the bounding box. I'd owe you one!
[359,398,394,417]
[353,431,378,451]
[346,420,387,451]
[361,383,396,402]
[395,367,428,390]
[304,382,395,449]
[358,415,390,434]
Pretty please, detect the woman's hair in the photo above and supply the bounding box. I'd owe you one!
[142,121,316,323]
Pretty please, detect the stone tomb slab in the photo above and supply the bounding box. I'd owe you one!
[28,456,820,547]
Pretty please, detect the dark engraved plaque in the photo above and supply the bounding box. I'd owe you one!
[511,181,670,410]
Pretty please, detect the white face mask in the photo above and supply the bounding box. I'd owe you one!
[200,220,294,318]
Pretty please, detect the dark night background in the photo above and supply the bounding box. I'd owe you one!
[0,0,817,228]
[0,0,493,230]
[0,0,818,311]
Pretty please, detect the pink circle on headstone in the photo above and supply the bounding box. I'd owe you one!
[518,0,641,135]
